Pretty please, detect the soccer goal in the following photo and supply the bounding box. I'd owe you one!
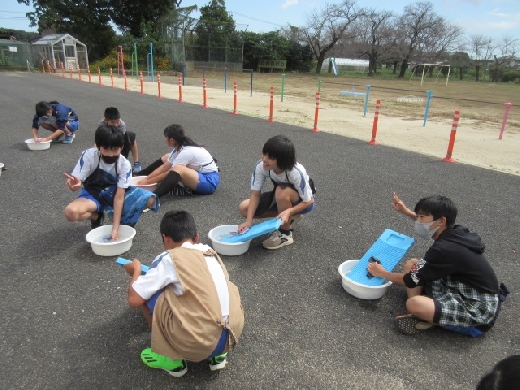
[410,64,451,86]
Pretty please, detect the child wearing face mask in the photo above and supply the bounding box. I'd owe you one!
[367,193,503,336]
[63,124,159,240]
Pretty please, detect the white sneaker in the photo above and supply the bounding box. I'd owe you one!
[262,230,294,250]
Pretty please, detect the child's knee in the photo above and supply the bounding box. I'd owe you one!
[403,258,419,273]
[238,200,248,216]
[64,204,78,221]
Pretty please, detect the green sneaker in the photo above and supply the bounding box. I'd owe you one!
[208,352,227,371]
[140,348,187,378]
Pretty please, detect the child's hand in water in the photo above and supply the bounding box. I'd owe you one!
[238,221,250,234]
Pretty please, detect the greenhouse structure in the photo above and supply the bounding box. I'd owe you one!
[31,34,88,71]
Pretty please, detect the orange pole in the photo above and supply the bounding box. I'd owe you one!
[178,74,183,102]
[110,68,115,88]
[139,71,144,94]
[41,60,45,73]
[47,60,52,74]
[267,86,275,122]
[68,65,73,79]
[78,67,82,82]
[124,74,129,92]
[87,65,91,83]
[231,81,238,114]
[157,72,163,98]
[97,66,103,86]
[61,62,65,78]
[368,99,381,145]
[202,78,208,108]
[312,92,321,132]
[54,63,58,76]
[442,110,460,163]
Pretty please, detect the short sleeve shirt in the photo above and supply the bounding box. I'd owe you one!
[71,147,131,188]
[250,160,313,202]
[167,146,217,173]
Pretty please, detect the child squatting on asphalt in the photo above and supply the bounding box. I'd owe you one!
[63,124,158,240]
[123,210,244,377]
[367,193,508,336]
[32,100,79,144]
[238,135,315,250]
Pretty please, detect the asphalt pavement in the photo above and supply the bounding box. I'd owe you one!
[0,72,518,390]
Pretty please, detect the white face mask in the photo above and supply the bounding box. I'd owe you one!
[414,220,439,240]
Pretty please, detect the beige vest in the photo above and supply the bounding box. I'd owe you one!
[151,247,244,362]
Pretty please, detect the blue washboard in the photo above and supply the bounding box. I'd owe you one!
[347,229,415,286]
[219,218,282,243]
[116,257,150,275]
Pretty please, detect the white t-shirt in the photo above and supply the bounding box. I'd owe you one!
[132,242,230,319]
[251,160,313,202]
[71,147,131,188]
[167,146,218,174]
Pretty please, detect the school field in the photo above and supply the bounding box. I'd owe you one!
[0,71,518,390]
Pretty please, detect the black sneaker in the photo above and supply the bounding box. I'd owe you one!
[91,212,104,230]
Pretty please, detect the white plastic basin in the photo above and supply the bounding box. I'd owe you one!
[25,138,51,151]
[86,225,136,256]
[130,176,157,192]
[208,225,251,256]
[338,260,392,300]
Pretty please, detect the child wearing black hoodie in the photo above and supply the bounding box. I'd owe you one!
[368,193,501,336]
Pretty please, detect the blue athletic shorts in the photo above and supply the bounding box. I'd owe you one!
[195,171,220,195]
[78,188,102,212]
[68,120,79,132]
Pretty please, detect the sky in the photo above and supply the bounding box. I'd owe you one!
[2,0,519,41]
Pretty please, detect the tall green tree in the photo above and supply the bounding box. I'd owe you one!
[17,0,117,60]
[109,0,172,37]
[194,0,235,62]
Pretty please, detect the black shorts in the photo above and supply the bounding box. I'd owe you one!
[121,131,136,159]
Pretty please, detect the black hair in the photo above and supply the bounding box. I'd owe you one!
[414,195,458,227]
[163,124,200,148]
[262,135,296,171]
[94,124,124,149]
[35,101,50,117]
[104,107,121,120]
[160,210,198,242]
[476,355,520,390]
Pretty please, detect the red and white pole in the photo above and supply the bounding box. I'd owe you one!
[157,72,163,98]
[498,103,513,140]
[87,65,91,83]
[202,78,208,108]
[267,86,275,122]
[139,71,144,94]
[47,60,52,74]
[41,60,45,73]
[68,65,73,79]
[368,99,381,145]
[61,62,65,78]
[110,68,115,88]
[232,81,238,114]
[442,110,460,163]
[312,92,321,132]
[78,67,82,82]
[178,74,183,102]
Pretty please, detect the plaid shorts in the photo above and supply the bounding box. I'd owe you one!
[430,276,498,327]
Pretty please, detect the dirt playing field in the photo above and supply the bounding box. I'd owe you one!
[82,70,520,175]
